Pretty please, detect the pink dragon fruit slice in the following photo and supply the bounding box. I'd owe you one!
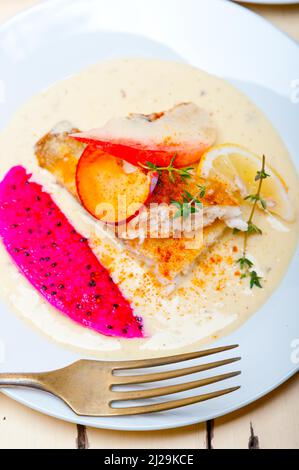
[0,166,143,338]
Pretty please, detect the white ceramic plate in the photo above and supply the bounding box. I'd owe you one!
[0,0,298,431]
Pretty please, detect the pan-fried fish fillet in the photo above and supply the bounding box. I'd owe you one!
[127,221,226,280]
[35,122,85,196]
[35,123,243,281]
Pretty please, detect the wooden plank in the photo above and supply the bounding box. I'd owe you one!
[87,423,207,449]
[0,392,77,449]
[242,3,299,42]
[212,374,299,449]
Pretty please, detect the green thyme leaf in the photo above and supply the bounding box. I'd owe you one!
[197,185,206,198]
[140,156,194,183]
[255,168,270,181]
[247,221,262,235]
[250,271,263,289]
[237,257,254,270]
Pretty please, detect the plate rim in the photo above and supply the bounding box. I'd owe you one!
[0,0,299,49]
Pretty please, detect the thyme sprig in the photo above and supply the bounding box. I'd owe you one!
[140,155,194,183]
[237,155,270,288]
[171,185,206,219]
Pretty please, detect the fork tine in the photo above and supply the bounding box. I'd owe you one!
[112,371,240,401]
[109,386,240,416]
[111,344,239,371]
[112,357,241,385]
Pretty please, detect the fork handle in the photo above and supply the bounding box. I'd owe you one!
[0,373,44,389]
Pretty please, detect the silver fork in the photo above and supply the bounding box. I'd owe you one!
[0,344,241,416]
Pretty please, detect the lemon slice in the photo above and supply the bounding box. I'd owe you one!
[197,143,294,222]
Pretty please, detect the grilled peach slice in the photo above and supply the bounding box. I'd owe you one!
[76,146,158,224]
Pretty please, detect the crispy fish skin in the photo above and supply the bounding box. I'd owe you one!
[34,126,236,281]
[35,124,85,196]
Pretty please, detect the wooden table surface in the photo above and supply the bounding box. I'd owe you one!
[0,0,298,449]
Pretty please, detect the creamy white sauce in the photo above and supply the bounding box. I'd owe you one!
[0,58,298,360]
